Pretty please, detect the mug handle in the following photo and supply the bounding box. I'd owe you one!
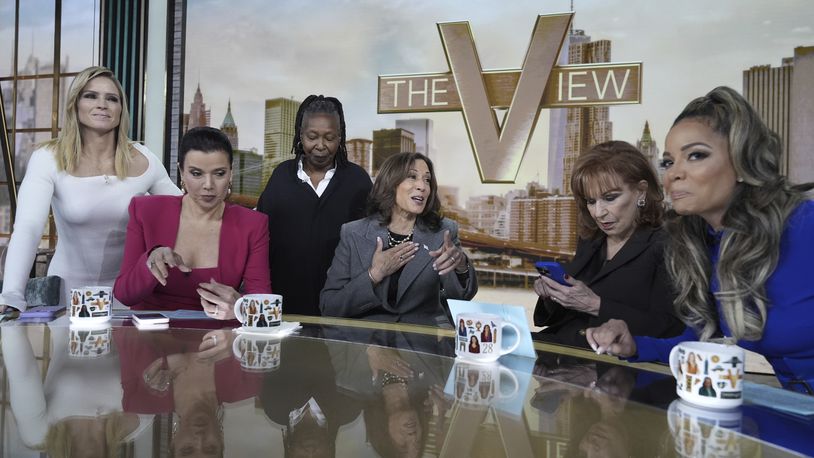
[668,344,682,380]
[231,334,245,359]
[233,297,246,324]
[497,366,520,399]
[499,322,521,356]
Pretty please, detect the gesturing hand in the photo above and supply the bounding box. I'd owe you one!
[536,274,601,316]
[197,279,239,320]
[368,237,418,284]
[147,246,191,286]
[429,230,467,275]
[585,319,637,357]
[367,346,414,379]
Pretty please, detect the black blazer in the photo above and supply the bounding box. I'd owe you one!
[533,227,684,348]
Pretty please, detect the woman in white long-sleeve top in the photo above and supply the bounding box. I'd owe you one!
[0,66,180,311]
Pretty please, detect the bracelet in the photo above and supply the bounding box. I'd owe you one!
[368,269,378,284]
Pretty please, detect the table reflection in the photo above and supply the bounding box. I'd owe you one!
[0,317,811,457]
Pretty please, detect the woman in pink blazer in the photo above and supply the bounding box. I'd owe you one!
[114,127,270,319]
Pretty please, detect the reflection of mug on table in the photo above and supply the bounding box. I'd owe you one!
[68,325,112,358]
[232,334,282,372]
[452,360,519,406]
[454,313,520,364]
[667,399,742,458]
[669,341,744,409]
[234,294,283,328]
[69,286,113,324]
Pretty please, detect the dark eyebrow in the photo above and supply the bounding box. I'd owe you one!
[681,142,712,151]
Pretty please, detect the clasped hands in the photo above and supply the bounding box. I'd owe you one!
[534,274,601,316]
[146,247,238,320]
[368,230,468,284]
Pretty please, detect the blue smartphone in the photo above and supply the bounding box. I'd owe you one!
[535,261,571,286]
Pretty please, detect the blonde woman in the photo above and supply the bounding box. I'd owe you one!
[0,66,179,311]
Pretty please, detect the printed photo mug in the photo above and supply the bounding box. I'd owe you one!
[69,286,113,324]
[455,312,520,364]
[234,294,283,328]
[669,341,745,409]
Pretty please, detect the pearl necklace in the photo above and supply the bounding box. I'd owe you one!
[387,228,414,248]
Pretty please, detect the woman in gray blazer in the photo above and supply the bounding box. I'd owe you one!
[320,152,477,326]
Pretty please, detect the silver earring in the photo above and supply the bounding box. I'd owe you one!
[637,196,646,208]
[737,177,744,183]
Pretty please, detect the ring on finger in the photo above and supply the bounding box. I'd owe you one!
[399,255,404,261]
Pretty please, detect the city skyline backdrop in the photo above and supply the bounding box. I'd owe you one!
[183,0,814,202]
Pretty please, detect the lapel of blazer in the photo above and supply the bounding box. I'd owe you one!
[567,237,604,277]
[213,203,236,283]
[358,218,388,269]
[588,227,653,285]
[161,196,183,249]
[396,223,440,304]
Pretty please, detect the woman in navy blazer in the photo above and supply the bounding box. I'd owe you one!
[320,152,477,326]
[114,127,270,319]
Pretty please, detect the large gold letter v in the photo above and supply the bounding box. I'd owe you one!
[438,14,572,183]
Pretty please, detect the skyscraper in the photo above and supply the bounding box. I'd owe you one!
[744,46,814,183]
[262,97,301,183]
[232,148,262,198]
[547,29,570,196]
[186,83,211,132]
[346,138,373,175]
[372,128,415,176]
[466,195,506,238]
[395,118,434,157]
[637,121,661,177]
[561,29,612,195]
[220,99,239,149]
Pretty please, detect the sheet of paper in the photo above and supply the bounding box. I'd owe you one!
[743,381,814,417]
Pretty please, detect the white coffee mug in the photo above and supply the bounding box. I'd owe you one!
[453,360,519,406]
[233,294,283,328]
[68,324,112,358]
[69,286,113,324]
[669,341,745,409]
[667,399,742,457]
[232,334,282,372]
[455,313,520,363]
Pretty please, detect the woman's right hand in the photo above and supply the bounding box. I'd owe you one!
[585,319,637,357]
[368,237,419,284]
[147,247,191,286]
[533,276,551,298]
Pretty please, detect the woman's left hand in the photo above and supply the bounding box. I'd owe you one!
[197,279,239,320]
[429,230,468,275]
[537,274,601,316]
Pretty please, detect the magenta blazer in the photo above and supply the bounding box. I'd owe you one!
[114,195,271,311]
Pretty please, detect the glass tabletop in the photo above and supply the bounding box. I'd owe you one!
[0,313,811,457]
